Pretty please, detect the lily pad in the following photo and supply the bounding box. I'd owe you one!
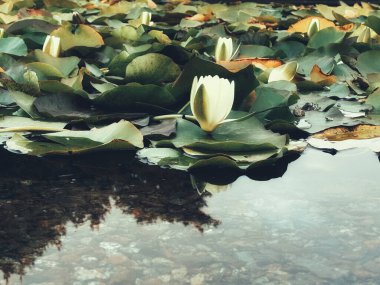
[50,23,104,51]
[154,116,287,152]
[356,50,380,76]
[0,37,27,56]
[125,53,181,84]
[33,50,80,77]
[92,84,177,112]
[0,116,66,133]
[6,120,143,156]
[307,28,346,49]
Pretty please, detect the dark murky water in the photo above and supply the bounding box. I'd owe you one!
[0,148,380,285]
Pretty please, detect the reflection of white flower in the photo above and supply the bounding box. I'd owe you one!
[140,11,153,26]
[357,26,371,44]
[42,35,61,57]
[0,28,4,39]
[307,18,320,38]
[268,61,298,83]
[190,75,234,132]
[215,37,237,62]
[204,183,230,194]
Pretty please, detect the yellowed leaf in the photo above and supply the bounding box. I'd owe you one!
[50,23,104,51]
[218,58,283,72]
[288,16,335,33]
[186,13,211,22]
[313,125,380,141]
[310,65,337,86]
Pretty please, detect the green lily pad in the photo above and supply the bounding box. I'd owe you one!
[357,50,380,76]
[26,62,64,79]
[299,107,380,134]
[92,84,177,112]
[5,19,58,35]
[307,28,345,49]
[273,41,306,59]
[250,85,299,122]
[367,90,380,114]
[125,53,181,84]
[6,120,143,156]
[154,116,287,152]
[33,50,80,77]
[0,37,27,56]
[33,93,96,120]
[365,16,380,35]
[0,116,66,133]
[8,91,39,118]
[239,45,275,58]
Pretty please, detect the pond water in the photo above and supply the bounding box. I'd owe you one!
[0,148,380,285]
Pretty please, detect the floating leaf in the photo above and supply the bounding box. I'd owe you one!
[288,16,335,33]
[307,27,345,49]
[126,53,181,84]
[357,50,380,76]
[50,23,104,51]
[33,93,95,120]
[366,90,380,114]
[313,125,380,141]
[0,37,27,56]
[310,65,337,86]
[6,120,144,156]
[154,116,287,152]
[92,84,177,112]
[33,50,80,77]
[0,116,66,132]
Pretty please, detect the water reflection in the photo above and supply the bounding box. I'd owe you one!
[0,148,301,281]
[0,150,216,280]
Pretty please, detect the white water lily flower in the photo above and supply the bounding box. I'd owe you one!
[307,18,320,38]
[357,26,371,44]
[190,75,235,132]
[42,35,61,57]
[268,61,298,83]
[140,11,153,26]
[214,37,238,62]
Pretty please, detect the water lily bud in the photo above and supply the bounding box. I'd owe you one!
[0,28,4,39]
[42,35,61,57]
[190,75,235,132]
[215,37,234,62]
[140,11,152,26]
[268,61,298,83]
[307,18,320,38]
[23,70,40,93]
[357,26,371,44]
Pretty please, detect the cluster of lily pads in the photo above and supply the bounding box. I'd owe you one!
[0,0,379,173]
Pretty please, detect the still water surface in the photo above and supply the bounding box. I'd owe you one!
[1,148,380,285]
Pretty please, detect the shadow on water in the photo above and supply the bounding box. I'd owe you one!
[0,149,300,280]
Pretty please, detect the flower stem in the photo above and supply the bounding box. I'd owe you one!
[153,114,197,122]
